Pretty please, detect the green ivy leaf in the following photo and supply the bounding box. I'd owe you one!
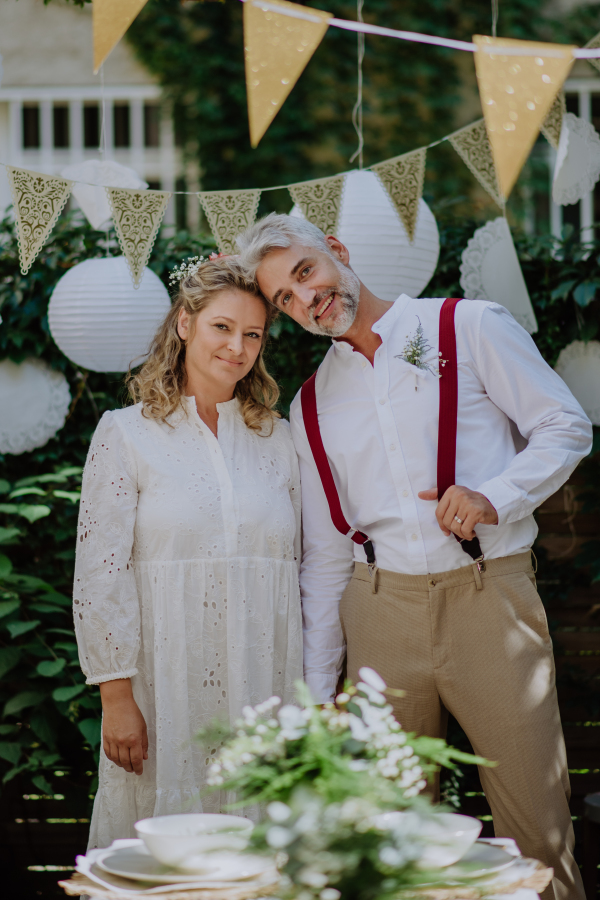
[0,647,21,679]
[52,684,86,702]
[78,718,101,748]
[0,599,20,619]
[0,528,22,545]
[573,281,599,307]
[0,554,13,579]
[8,487,46,499]
[14,505,52,524]
[30,713,57,747]
[550,279,577,300]
[6,619,40,638]
[29,603,68,615]
[0,725,18,735]
[52,490,81,504]
[0,480,11,495]
[0,742,21,765]
[36,658,67,677]
[3,690,46,717]
[31,775,54,795]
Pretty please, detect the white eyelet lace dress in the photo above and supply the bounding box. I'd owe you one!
[73,397,303,850]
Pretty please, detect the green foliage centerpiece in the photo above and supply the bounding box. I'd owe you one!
[198,668,490,900]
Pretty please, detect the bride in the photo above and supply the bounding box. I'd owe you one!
[73,255,303,849]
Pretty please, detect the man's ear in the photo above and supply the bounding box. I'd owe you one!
[177,307,190,341]
[324,235,351,266]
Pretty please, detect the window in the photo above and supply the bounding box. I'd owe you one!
[147,180,161,191]
[144,103,160,148]
[114,103,130,148]
[176,177,187,230]
[565,93,579,115]
[22,104,40,149]
[84,103,99,149]
[53,105,69,149]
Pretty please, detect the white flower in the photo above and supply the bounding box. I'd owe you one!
[348,759,369,771]
[336,692,350,704]
[379,846,407,867]
[320,890,341,900]
[356,682,387,706]
[267,801,292,822]
[255,696,281,715]
[358,667,387,692]
[348,714,371,743]
[278,705,309,730]
[266,826,294,848]
[299,869,328,888]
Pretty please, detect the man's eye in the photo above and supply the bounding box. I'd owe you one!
[281,294,291,306]
[301,266,311,277]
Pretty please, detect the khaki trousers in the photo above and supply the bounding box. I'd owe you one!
[339,552,584,900]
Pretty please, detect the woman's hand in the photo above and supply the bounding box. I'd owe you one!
[99,678,148,775]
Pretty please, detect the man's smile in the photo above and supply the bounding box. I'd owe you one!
[314,291,336,320]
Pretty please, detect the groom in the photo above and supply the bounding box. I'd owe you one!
[237,213,591,900]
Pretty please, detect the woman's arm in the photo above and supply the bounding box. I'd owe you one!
[74,412,147,774]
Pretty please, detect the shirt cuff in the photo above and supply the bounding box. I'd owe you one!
[85,667,139,685]
[304,671,338,705]
[475,476,526,527]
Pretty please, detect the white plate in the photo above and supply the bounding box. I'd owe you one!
[424,842,517,883]
[96,843,273,885]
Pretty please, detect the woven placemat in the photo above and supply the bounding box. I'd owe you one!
[58,870,280,900]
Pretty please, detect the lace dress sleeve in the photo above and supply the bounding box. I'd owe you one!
[73,411,141,685]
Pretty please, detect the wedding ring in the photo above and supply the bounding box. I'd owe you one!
[454,515,463,524]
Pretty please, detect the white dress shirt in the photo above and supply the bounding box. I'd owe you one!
[289,295,593,703]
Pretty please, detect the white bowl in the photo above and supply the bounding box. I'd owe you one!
[371,811,482,868]
[135,814,254,869]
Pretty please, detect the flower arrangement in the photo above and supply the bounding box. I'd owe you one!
[201,668,485,806]
[197,669,490,900]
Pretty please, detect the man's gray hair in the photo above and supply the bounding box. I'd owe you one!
[236,212,331,280]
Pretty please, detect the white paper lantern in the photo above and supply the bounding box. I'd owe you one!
[291,169,440,301]
[555,340,600,425]
[0,358,70,454]
[48,256,171,373]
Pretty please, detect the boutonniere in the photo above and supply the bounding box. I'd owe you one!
[395,317,447,390]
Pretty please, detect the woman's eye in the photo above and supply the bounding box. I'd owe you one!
[215,323,228,330]
[247,332,261,339]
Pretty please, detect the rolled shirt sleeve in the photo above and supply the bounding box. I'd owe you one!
[73,411,141,685]
[290,397,354,704]
[468,304,593,525]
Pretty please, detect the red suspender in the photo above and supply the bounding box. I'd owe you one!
[437,298,461,499]
[301,372,375,566]
[300,298,483,568]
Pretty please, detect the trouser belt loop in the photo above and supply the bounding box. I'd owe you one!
[370,565,379,594]
[472,562,484,591]
[531,549,538,574]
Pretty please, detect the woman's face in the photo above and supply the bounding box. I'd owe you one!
[177,289,267,393]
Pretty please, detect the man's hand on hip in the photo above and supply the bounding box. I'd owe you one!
[418,485,498,540]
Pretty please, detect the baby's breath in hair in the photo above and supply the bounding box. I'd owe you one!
[168,256,207,287]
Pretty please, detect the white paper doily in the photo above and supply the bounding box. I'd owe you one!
[292,169,440,302]
[554,340,600,424]
[0,358,71,454]
[61,160,148,231]
[552,113,600,207]
[459,217,538,335]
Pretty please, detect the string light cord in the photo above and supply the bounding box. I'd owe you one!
[349,0,365,167]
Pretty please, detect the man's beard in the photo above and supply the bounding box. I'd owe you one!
[303,261,360,337]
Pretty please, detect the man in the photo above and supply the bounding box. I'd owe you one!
[237,213,591,900]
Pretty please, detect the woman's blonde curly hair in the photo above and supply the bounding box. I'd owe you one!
[128,256,280,433]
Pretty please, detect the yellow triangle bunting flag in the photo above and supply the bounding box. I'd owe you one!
[198,190,262,254]
[93,0,149,73]
[288,175,345,235]
[244,0,332,147]
[7,167,73,275]
[106,187,172,288]
[372,148,426,242]
[473,35,575,200]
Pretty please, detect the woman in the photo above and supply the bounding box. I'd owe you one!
[73,256,303,849]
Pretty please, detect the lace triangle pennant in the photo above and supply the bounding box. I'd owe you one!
[106,187,171,288]
[288,175,345,235]
[244,0,332,147]
[198,190,262,254]
[372,148,426,242]
[473,35,575,199]
[448,119,503,209]
[7,167,73,275]
[540,91,566,150]
[584,31,600,74]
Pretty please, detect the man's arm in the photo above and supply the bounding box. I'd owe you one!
[290,393,355,704]
[465,303,592,526]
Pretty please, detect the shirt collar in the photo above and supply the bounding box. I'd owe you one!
[332,294,412,355]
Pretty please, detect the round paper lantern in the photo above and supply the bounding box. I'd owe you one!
[291,169,440,301]
[48,257,171,373]
[0,358,70,454]
[555,340,600,425]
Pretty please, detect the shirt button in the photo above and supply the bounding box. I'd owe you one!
[361,360,366,368]
[411,533,418,541]
[402,490,408,497]
[389,443,396,451]
[379,398,386,405]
